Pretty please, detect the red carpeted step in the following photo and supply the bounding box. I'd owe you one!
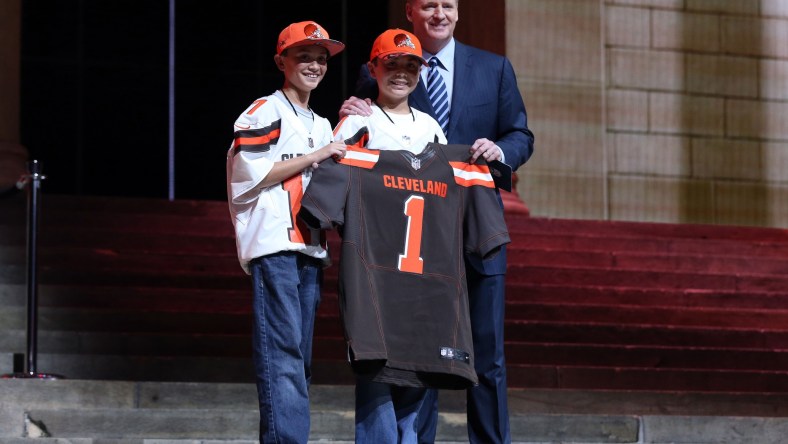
[506,264,788,292]
[4,193,788,392]
[509,232,788,258]
[505,320,788,349]
[504,283,788,310]
[506,301,788,330]
[506,215,788,243]
[506,248,788,274]
[502,342,788,371]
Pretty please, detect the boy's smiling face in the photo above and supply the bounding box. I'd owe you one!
[276,45,329,93]
[369,55,422,103]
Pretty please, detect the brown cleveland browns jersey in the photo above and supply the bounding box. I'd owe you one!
[299,142,510,389]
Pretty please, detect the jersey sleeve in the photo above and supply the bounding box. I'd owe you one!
[226,98,280,205]
[333,115,371,148]
[299,156,350,230]
[441,144,511,258]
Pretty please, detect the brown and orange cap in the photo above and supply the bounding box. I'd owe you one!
[277,21,345,57]
[369,29,428,66]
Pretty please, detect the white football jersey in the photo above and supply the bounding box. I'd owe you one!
[333,105,446,153]
[226,91,331,274]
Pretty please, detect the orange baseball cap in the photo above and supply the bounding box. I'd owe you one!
[369,29,428,66]
[277,21,345,57]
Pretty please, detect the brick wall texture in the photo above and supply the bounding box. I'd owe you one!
[510,0,788,227]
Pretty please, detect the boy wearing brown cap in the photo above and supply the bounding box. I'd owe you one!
[226,20,346,444]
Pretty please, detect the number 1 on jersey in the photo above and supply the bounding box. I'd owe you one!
[398,196,425,274]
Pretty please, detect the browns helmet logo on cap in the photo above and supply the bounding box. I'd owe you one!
[369,29,428,66]
[304,23,325,40]
[394,33,416,50]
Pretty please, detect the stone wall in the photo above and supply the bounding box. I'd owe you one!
[510,0,788,227]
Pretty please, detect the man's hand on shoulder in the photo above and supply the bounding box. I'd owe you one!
[339,96,373,119]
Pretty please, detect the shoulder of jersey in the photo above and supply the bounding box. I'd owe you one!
[432,143,485,164]
[333,114,368,138]
[433,143,496,189]
[234,97,278,130]
[338,143,379,169]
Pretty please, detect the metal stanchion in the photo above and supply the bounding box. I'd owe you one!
[3,160,63,380]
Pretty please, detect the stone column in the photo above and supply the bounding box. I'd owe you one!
[0,0,28,192]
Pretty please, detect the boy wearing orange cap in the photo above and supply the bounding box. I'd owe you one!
[332,29,448,443]
[333,28,446,154]
[225,21,346,444]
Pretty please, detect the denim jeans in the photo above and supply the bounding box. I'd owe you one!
[355,380,427,444]
[250,251,322,444]
[418,269,510,444]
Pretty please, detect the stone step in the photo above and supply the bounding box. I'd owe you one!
[13,409,641,443]
[2,380,788,443]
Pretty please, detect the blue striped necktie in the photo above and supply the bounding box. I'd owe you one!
[427,57,450,135]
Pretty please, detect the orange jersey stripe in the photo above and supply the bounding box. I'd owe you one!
[246,99,267,115]
[339,145,379,169]
[233,128,281,147]
[449,161,495,188]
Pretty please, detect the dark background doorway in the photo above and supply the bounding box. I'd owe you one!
[20,0,387,200]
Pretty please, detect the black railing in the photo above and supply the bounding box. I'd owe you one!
[3,160,63,380]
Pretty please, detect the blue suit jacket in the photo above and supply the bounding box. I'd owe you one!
[355,41,535,275]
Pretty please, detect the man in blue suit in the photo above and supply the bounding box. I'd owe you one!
[340,1,534,442]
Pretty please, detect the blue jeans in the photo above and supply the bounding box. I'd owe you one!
[250,252,322,444]
[418,268,510,443]
[355,380,427,444]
